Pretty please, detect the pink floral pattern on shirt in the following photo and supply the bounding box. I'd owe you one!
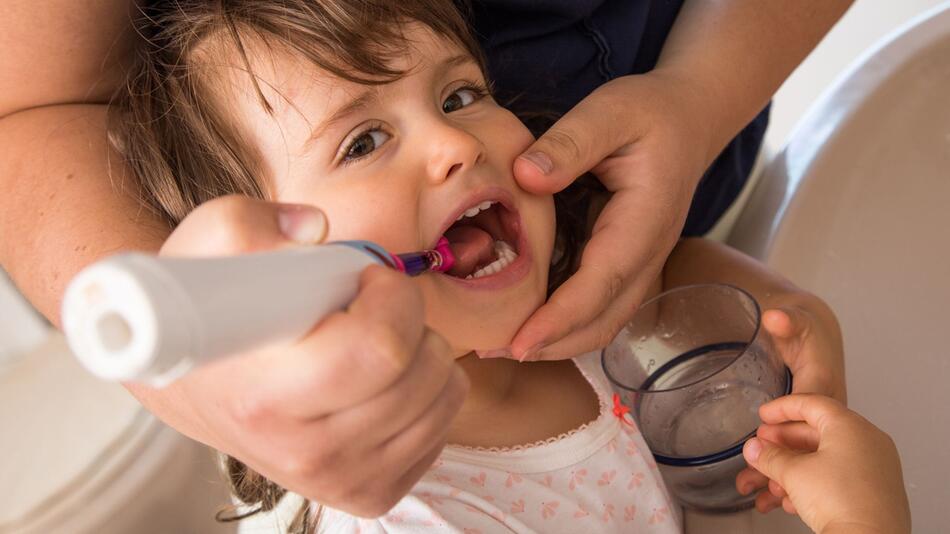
[307,353,681,533]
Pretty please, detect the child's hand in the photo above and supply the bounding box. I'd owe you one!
[737,302,847,509]
[742,394,910,534]
[764,304,847,403]
[130,195,469,517]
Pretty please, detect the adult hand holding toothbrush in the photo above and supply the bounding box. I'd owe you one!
[128,195,469,518]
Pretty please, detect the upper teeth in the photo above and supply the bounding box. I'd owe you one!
[456,200,495,222]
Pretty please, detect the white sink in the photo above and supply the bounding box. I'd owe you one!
[715,5,950,533]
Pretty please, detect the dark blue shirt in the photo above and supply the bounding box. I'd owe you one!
[471,0,770,236]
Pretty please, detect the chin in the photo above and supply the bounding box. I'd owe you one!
[432,287,546,355]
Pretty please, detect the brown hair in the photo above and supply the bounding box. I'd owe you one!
[111,0,597,531]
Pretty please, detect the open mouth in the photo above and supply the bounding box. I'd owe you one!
[439,196,525,281]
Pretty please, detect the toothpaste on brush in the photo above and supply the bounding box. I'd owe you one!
[61,238,455,387]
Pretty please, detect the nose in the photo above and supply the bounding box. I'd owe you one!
[425,120,484,184]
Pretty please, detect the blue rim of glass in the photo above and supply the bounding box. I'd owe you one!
[600,283,793,468]
[651,367,793,467]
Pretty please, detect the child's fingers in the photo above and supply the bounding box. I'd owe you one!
[757,422,820,452]
[763,306,812,338]
[768,479,787,498]
[758,393,844,431]
[755,490,783,514]
[781,497,798,515]
[762,308,796,338]
[736,466,769,495]
[743,437,802,491]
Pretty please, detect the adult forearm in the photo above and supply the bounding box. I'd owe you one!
[0,0,137,118]
[0,105,169,327]
[656,0,854,161]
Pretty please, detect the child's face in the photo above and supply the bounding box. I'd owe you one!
[219,25,555,356]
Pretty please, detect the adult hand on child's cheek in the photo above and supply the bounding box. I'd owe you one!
[130,195,469,517]
[736,300,847,512]
[509,72,717,361]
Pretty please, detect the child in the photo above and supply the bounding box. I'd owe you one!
[111,1,903,533]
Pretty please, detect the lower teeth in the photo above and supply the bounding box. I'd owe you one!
[466,241,517,279]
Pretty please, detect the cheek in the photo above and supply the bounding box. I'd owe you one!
[481,109,535,160]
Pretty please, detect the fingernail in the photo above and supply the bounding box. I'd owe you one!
[278,205,327,244]
[519,343,546,362]
[745,438,762,462]
[738,483,753,496]
[476,348,511,359]
[519,151,554,175]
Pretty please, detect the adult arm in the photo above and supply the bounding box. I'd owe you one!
[0,2,467,516]
[0,0,160,324]
[510,0,855,361]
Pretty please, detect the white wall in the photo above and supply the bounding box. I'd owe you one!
[765,0,950,153]
[709,0,949,241]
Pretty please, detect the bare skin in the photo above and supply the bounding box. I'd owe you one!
[0,0,853,516]
[743,394,911,534]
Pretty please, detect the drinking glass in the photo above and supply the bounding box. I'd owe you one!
[602,284,791,512]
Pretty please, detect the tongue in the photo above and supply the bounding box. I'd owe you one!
[444,225,495,277]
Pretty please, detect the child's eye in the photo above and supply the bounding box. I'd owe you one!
[442,85,488,113]
[342,129,391,163]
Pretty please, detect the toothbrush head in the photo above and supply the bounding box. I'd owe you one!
[431,236,456,273]
[391,236,455,276]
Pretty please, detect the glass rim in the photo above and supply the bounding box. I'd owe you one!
[651,368,792,465]
[601,283,762,395]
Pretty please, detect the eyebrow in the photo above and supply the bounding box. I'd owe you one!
[434,54,475,79]
[305,54,477,148]
[307,89,379,146]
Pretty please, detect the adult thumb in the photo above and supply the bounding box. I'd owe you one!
[276,203,329,245]
[513,96,627,195]
[161,196,329,258]
[743,437,798,488]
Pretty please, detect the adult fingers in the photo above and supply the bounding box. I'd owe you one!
[513,83,638,195]
[160,195,327,256]
[377,364,469,473]
[324,329,458,448]
[248,265,433,416]
[277,363,466,517]
[510,202,667,360]
[509,264,616,360]
[320,439,446,519]
[526,279,650,360]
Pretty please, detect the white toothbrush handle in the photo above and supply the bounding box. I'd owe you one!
[61,244,381,386]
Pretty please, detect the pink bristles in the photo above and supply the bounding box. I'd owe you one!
[432,236,455,273]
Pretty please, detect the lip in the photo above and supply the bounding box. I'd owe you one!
[431,186,532,290]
